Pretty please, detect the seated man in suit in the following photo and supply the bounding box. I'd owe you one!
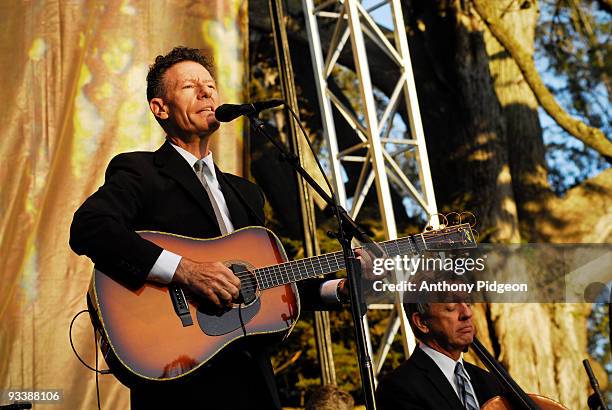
[70,46,364,409]
[376,295,503,409]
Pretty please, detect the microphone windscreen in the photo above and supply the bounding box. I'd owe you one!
[214,104,242,123]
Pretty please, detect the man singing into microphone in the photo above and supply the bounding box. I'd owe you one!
[70,46,357,409]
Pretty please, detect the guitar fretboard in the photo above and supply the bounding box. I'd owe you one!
[253,234,427,290]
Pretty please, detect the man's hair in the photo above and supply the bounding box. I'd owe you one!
[305,385,354,410]
[146,46,215,102]
[403,302,431,341]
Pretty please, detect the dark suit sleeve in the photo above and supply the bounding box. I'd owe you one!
[297,278,342,311]
[376,376,427,410]
[69,153,163,286]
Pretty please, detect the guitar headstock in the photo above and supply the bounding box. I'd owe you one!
[421,223,478,250]
[420,212,478,251]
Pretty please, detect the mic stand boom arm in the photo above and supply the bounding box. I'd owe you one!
[247,114,378,410]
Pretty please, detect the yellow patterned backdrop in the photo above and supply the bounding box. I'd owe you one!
[0,1,248,408]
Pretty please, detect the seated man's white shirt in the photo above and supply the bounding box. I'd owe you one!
[419,342,480,407]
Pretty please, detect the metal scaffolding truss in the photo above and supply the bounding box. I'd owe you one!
[301,0,439,377]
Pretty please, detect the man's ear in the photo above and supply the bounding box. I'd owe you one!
[150,97,169,120]
[411,312,429,334]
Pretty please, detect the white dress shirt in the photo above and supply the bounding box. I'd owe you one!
[419,342,480,407]
[147,142,232,283]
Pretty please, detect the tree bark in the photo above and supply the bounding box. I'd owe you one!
[479,0,553,242]
[403,0,521,243]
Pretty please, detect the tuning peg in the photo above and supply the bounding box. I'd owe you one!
[426,212,448,230]
[459,211,477,228]
[445,212,460,226]
[472,229,480,242]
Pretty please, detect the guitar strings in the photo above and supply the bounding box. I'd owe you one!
[201,228,473,295]
[234,238,419,293]
[237,231,473,293]
[237,237,416,286]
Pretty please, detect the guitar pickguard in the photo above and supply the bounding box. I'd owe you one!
[196,299,261,336]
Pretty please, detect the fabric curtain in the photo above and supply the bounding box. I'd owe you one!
[0,1,248,407]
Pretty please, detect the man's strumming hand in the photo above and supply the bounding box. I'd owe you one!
[173,258,240,309]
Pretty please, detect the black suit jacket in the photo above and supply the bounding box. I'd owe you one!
[376,346,503,410]
[70,141,266,286]
[70,141,327,409]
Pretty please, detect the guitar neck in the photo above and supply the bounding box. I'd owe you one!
[254,234,426,290]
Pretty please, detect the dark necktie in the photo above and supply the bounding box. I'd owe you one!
[194,159,230,235]
[455,361,478,410]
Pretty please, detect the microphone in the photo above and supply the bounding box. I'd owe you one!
[215,99,284,122]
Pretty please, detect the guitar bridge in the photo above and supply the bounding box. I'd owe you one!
[169,284,193,327]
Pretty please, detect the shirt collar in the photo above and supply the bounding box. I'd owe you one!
[419,342,470,381]
[169,140,216,174]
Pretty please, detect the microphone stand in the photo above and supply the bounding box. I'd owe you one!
[247,114,378,409]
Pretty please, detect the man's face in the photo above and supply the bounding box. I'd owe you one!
[420,303,475,357]
[152,60,220,138]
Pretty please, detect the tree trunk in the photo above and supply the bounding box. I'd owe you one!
[479,0,552,242]
[479,3,593,408]
[403,1,520,243]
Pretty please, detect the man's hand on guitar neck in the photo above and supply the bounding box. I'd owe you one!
[337,248,377,303]
[172,258,240,309]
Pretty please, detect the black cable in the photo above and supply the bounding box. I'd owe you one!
[285,104,352,256]
[284,105,337,205]
[94,325,101,410]
[238,303,247,337]
[69,310,110,374]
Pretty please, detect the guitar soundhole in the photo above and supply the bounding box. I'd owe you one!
[238,271,258,306]
[197,262,261,337]
[228,262,259,307]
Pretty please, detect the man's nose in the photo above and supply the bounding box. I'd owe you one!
[459,303,473,319]
[198,85,212,99]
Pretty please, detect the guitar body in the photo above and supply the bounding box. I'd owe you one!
[88,227,299,387]
[87,220,477,388]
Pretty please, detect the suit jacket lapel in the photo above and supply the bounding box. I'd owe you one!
[153,141,220,233]
[412,347,466,410]
[214,166,250,229]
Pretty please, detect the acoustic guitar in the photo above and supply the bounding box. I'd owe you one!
[87,224,476,387]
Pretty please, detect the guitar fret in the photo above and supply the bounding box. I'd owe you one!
[265,267,272,288]
[325,254,332,276]
[273,264,279,287]
[417,234,425,252]
[273,266,280,286]
[279,264,285,286]
[279,264,287,286]
[309,258,316,279]
[296,259,305,282]
[282,263,289,285]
